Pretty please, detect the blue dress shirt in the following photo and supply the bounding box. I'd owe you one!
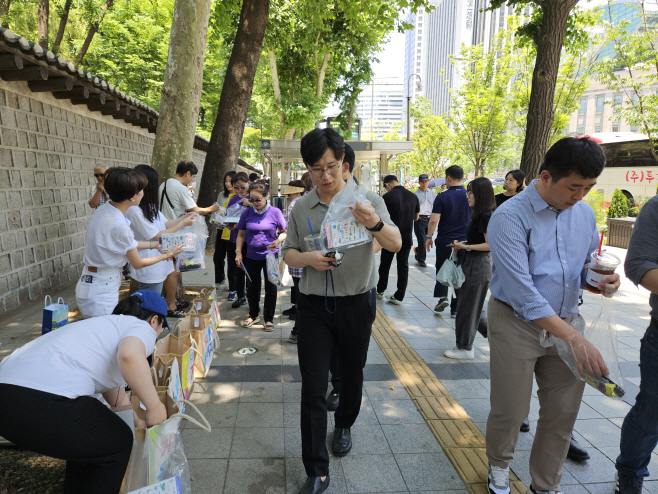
[488,182,600,321]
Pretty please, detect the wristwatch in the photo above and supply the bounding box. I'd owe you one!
[366,220,385,232]
[466,244,471,252]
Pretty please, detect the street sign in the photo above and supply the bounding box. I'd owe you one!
[261,140,271,150]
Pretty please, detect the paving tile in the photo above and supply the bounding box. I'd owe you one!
[395,452,465,490]
[282,365,303,382]
[442,379,490,399]
[574,418,621,448]
[453,398,491,423]
[581,394,632,418]
[353,396,381,426]
[231,427,285,458]
[364,381,411,401]
[645,480,658,494]
[283,382,302,403]
[366,350,390,365]
[186,382,242,404]
[285,456,347,493]
[182,402,238,428]
[224,458,285,494]
[284,427,302,457]
[188,459,228,494]
[284,402,301,428]
[345,425,392,455]
[239,382,283,402]
[564,447,616,483]
[372,399,426,424]
[426,363,488,379]
[381,423,441,453]
[576,402,604,420]
[235,402,284,428]
[217,338,251,352]
[341,454,408,493]
[205,365,283,382]
[561,485,590,494]
[181,428,233,459]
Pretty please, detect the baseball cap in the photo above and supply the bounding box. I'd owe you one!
[132,289,170,330]
[419,174,429,181]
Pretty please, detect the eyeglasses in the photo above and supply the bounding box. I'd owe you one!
[234,185,247,190]
[309,164,341,178]
[94,173,104,178]
[250,197,264,203]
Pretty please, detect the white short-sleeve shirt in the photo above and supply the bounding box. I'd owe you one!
[83,202,138,270]
[0,315,157,399]
[126,206,174,283]
[158,178,197,221]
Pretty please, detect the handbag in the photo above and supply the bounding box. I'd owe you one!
[153,335,204,399]
[436,251,465,290]
[173,317,217,379]
[279,256,293,287]
[42,295,68,335]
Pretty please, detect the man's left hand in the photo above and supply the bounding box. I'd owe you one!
[599,273,621,297]
[350,201,379,229]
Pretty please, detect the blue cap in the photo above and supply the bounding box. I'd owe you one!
[132,289,170,330]
[419,174,429,181]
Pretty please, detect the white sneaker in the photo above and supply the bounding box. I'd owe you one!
[530,486,563,494]
[387,295,402,305]
[376,292,385,300]
[444,347,475,360]
[488,465,510,494]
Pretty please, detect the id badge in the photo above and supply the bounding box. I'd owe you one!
[80,274,94,284]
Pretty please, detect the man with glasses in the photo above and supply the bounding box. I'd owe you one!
[413,174,437,267]
[282,128,401,494]
[88,165,108,209]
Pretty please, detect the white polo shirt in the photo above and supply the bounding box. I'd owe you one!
[158,178,197,221]
[0,315,156,399]
[126,206,174,283]
[83,202,138,270]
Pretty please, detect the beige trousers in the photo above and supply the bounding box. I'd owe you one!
[485,298,585,491]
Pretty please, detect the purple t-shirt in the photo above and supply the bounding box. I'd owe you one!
[227,195,249,243]
[236,205,287,260]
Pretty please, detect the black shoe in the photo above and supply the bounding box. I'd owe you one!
[298,474,330,494]
[282,306,297,316]
[289,330,298,343]
[567,433,590,461]
[417,261,427,268]
[615,471,643,494]
[520,417,530,433]
[289,312,297,320]
[332,428,352,456]
[326,391,339,411]
[231,297,246,309]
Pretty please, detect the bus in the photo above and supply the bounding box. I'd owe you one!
[591,132,658,200]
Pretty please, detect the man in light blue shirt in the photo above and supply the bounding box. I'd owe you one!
[413,174,437,267]
[485,137,621,494]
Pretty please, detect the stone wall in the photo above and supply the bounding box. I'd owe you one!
[0,79,207,315]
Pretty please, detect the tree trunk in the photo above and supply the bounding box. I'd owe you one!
[0,0,12,27]
[267,49,285,125]
[52,0,73,54]
[520,0,578,180]
[284,128,296,139]
[281,162,290,186]
[346,102,355,132]
[74,0,114,64]
[38,0,48,49]
[197,0,270,213]
[150,0,212,181]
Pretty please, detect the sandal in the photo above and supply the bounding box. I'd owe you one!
[176,301,190,310]
[241,316,260,328]
[167,309,187,318]
[264,322,274,332]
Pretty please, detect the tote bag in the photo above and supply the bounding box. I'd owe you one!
[42,296,68,335]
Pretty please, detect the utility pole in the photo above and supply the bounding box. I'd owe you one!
[406,73,422,141]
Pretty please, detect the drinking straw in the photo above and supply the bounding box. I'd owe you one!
[598,231,605,258]
[307,217,320,251]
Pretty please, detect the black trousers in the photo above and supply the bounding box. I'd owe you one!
[0,384,133,494]
[377,245,412,301]
[213,233,230,286]
[297,289,376,476]
[244,256,278,322]
[433,242,465,312]
[455,252,492,350]
[226,242,246,298]
[291,275,300,306]
[413,216,430,263]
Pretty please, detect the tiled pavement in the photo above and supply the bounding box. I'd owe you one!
[0,244,656,493]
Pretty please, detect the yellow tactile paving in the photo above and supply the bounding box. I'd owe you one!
[372,308,527,492]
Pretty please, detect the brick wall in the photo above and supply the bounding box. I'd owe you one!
[0,80,207,315]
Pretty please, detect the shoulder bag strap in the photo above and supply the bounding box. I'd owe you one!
[160,179,175,211]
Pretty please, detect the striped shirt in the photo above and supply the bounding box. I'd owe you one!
[488,181,600,321]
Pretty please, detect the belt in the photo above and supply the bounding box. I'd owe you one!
[85,266,120,274]
[88,266,98,273]
[493,297,513,311]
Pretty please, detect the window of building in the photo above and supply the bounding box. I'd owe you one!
[596,96,604,113]
[577,124,584,135]
[613,94,622,112]
[632,94,639,106]
[579,98,587,114]
[612,121,620,132]
[595,122,602,132]
[417,49,421,54]
[630,125,638,132]
[417,56,421,61]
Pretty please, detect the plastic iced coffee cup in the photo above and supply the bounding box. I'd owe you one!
[585,251,620,294]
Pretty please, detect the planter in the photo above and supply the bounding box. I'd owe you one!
[606,217,636,249]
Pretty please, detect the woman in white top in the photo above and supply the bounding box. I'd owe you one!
[0,290,169,494]
[127,165,195,297]
[75,167,183,319]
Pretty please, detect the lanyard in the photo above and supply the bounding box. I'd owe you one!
[325,270,336,313]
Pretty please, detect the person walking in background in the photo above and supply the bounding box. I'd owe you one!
[235,182,287,332]
[485,136,620,494]
[126,165,195,295]
[425,165,471,317]
[377,175,420,304]
[413,174,436,268]
[88,165,108,209]
[249,172,259,184]
[158,161,219,316]
[225,172,252,308]
[615,194,658,494]
[214,170,236,291]
[300,171,314,193]
[445,177,495,359]
[281,181,308,332]
[341,144,357,184]
[495,169,525,208]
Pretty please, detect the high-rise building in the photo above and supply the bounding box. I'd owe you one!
[355,85,405,138]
